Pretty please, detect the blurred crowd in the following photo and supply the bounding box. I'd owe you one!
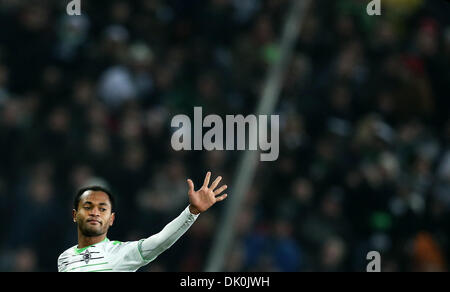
[0,0,449,272]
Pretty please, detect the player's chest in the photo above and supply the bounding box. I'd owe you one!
[64,248,112,272]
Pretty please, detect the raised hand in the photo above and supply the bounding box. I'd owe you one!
[187,172,228,215]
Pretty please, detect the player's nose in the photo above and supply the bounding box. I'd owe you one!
[89,208,101,217]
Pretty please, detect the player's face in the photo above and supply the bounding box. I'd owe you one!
[73,191,115,237]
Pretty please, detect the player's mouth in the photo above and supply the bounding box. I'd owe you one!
[87,219,101,225]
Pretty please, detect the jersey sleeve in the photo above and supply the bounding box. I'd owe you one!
[138,205,199,263]
[109,205,199,271]
[57,255,63,272]
[57,249,72,272]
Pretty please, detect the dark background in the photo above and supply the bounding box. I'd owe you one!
[0,0,449,272]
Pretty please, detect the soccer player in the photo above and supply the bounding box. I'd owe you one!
[57,171,228,272]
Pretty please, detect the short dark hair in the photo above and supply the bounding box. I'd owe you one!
[74,186,116,212]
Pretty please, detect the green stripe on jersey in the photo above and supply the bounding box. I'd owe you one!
[137,239,145,261]
[74,238,109,254]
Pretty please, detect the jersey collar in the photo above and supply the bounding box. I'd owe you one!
[75,238,109,254]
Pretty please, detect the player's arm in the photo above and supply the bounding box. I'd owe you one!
[138,172,228,262]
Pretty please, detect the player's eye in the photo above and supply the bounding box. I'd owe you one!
[100,208,106,212]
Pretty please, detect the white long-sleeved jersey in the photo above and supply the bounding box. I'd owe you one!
[57,206,199,272]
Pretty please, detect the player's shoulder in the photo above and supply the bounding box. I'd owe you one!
[105,239,137,248]
[103,239,140,253]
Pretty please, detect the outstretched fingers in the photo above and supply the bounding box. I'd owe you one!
[214,184,228,196]
[203,171,211,188]
[215,194,228,202]
[210,176,222,191]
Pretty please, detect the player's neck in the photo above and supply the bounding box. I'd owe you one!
[77,233,107,249]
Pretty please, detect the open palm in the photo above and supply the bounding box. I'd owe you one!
[187,172,228,215]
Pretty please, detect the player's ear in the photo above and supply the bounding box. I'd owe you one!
[72,209,77,223]
[109,212,115,227]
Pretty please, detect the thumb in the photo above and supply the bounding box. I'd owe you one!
[187,179,195,193]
